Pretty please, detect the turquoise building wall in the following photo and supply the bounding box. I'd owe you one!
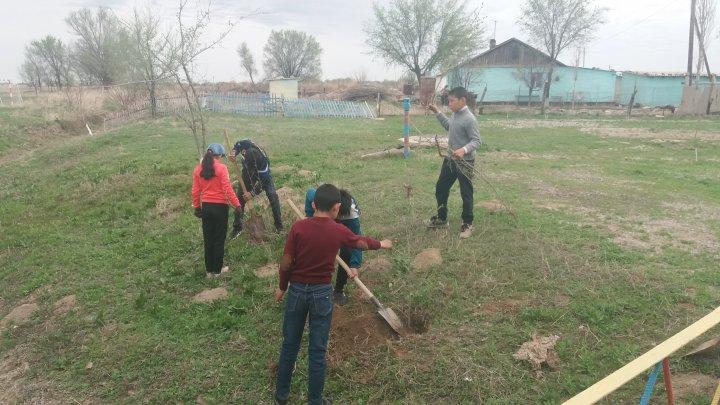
[450,66,695,107]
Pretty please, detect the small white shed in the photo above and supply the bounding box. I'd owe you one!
[269,77,299,100]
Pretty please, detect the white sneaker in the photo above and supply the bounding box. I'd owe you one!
[459,223,474,239]
[220,266,229,274]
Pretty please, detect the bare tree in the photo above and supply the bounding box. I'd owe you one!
[518,0,606,113]
[365,0,484,85]
[696,0,717,76]
[19,44,48,94]
[513,65,545,106]
[66,7,131,86]
[19,59,44,95]
[161,0,235,157]
[263,30,322,79]
[237,42,257,90]
[353,68,368,84]
[28,36,73,89]
[127,6,173,117]
[448,67,481,91]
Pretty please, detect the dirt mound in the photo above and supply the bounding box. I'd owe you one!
[328,305,396,366]
[477,199,505,212]
[412,248,442,271]
[297,170,315,178]
[255,263,278,278]
[245,213,267,243]
[513,332,561,376]
[672,372,717,399]
[1,303,39,329]
[192,287,228,303]
[52,295,78,316]
[363,256,392,274]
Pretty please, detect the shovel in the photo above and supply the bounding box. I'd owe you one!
[286,199,404,335]
[223,129,266,240]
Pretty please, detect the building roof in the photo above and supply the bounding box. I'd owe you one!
[459,37,567,68]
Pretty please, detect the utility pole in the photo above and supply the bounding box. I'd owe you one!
[687,0,697,86]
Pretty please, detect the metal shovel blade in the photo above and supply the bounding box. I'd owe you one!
[378,306,404,335]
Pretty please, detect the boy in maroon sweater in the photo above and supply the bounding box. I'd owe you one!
[273,184,392,405]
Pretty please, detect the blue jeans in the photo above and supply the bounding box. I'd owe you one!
[275,282,333,404]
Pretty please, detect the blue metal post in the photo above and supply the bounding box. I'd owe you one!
[403,97,411,157]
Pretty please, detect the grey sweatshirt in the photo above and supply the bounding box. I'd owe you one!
[435,106,482,161]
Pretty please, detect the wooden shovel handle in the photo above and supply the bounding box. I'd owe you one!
[285,199,379,304]
[223,129,251,208]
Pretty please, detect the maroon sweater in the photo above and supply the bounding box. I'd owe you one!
[279,216,381,291]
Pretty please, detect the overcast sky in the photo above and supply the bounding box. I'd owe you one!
[0,0,716,82]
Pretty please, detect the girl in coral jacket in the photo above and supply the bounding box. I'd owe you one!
[191,143,242,278]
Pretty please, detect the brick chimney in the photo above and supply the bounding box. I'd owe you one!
[489,39,496,49]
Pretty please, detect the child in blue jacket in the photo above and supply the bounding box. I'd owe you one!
[304,187,362,306]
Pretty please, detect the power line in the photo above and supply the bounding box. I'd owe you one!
[603,0,677,40]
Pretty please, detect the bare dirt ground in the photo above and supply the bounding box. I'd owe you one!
[255,262,278,278]
[411,248,443,271]
[192,287,228,303]
[489,118,720,141]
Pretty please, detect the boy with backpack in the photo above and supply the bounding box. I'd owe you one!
[228,139,283,236]
[274,184,392,405]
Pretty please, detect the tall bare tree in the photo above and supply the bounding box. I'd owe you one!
[449,67,481,91]
[161,0,235,156]
[365,0,484,85]
[19,57,45,95]
[513,65,546,106]
[696,0,717,76]
[66,7,131,86]
[237,42,257,89]
[263,30,322,79]
[518,0,605,113]
[127,7,173,117]
[28,36,72,89]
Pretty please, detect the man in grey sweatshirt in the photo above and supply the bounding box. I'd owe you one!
[427,86,482,239]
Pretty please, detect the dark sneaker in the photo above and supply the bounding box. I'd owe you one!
[459,223,474,239]
[274,224,284,233]
[274,395,288,405]
[333,290,348,306]
[322,397,333,405]
[427,216,448,229]
[229,227,242,240]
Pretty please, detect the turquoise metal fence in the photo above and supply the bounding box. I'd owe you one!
[205,93,375,118]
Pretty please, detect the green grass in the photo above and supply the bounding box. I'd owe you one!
[1,109,719,403]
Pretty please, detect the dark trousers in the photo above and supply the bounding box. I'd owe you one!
[335,246,351,292]
[275,282,333,405]
[233,170,283,230]
[435,157,474,224]
[201,202,229,274]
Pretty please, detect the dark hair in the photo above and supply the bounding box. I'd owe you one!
[448,86,469,101]
[313,184,341,212]
[200,149,216,180]
[338,189,352,217]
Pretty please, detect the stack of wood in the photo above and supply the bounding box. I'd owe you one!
[342,84,394,101]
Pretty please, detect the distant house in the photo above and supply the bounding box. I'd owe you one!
[269,77,299,100]
[446,38,705,107]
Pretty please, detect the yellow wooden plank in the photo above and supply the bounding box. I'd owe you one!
[564,306,720,405]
